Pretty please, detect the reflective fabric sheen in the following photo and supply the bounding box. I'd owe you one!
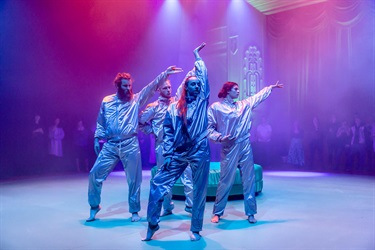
[139,95,193,210]
[88,138,142,213]
[95,72,168,142]
[163,59,210,158]
[207,86,273,216]
[88,71,167,213]
[147,59,210,232]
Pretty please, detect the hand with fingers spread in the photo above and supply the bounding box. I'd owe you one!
[165,66,183,75]
[271,80,284,89]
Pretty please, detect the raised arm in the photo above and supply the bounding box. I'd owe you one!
[138,66,183,107]
[193,42,206,60]
[193,43,209,99]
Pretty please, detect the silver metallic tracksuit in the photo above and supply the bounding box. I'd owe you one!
[147,59,210,232]
[88,71,168,213]
[139,96,193,211]
[207,86,273,217]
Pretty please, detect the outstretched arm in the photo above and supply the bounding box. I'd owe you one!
[245,80,283,110]
[271,80,284,89]
[138,66,183,107]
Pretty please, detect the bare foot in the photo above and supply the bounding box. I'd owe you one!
[211,215,220,223]
[86,205,101,222]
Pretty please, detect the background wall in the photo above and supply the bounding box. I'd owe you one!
[0,0,265,177]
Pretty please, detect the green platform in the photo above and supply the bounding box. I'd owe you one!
[151,162,263,197]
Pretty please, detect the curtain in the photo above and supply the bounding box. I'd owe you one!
[265,0,375,123]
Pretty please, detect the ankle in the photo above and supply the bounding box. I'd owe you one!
[149,223,158,230]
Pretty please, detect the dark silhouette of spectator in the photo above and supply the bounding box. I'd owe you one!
[308,116,324,169]
[326,114,339,168]
[30,114,46,174]
[287,120,305,167]
[335,120,351,171]
[48,117,65,172]
[255,116,273,167]
[364,117,374,173]
[349,117,365,172]
[73,120,90,172]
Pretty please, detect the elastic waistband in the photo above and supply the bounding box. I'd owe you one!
[108,136,135,143]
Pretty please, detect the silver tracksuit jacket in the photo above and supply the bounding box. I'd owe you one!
[88,71,168,213]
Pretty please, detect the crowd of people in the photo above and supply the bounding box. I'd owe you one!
[283,115,375,174]
[28,115,93,175]
[25,43,374,242]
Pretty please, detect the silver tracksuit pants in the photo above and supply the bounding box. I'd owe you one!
[147,139,210,232]
[88,137,142,213]
[213,139,257,216]
[155,142,193,211]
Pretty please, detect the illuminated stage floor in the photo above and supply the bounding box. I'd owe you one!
[1,169,374,250]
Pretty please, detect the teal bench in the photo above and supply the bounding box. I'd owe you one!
[151,162,263,197]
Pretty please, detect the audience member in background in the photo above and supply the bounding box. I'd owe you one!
[349,117,365,172]
[371,118,375,173]
[326,114,339,168]
[48,117,65,171]
[287,119,305,167]
[86,65,182,223]
[30,114,46,174]
[139,79,193,217]
[255,116,273,167]
[207,80,283,225]
[73,120,90,172]
[335,120,351,171]
[308,116,324,169]
[364,116,374,173]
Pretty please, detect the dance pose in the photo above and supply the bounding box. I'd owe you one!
[86,66,182,222]
[143,43,209,241]
[139,79,194,216]
[208,80,283,224]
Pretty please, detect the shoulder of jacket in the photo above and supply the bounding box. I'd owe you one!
[103,94,116,102]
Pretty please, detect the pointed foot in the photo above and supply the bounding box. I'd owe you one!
[190,232,202,241]
[86,205,101,222]
[161,210,173,217]
[142,224,160,241]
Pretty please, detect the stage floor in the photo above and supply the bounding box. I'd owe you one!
[0,169,374,250]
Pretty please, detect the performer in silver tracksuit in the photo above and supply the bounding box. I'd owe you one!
[208,81,283,224]
[143,43,209,241]
[86,66,183,222]
[139,80,194,216]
